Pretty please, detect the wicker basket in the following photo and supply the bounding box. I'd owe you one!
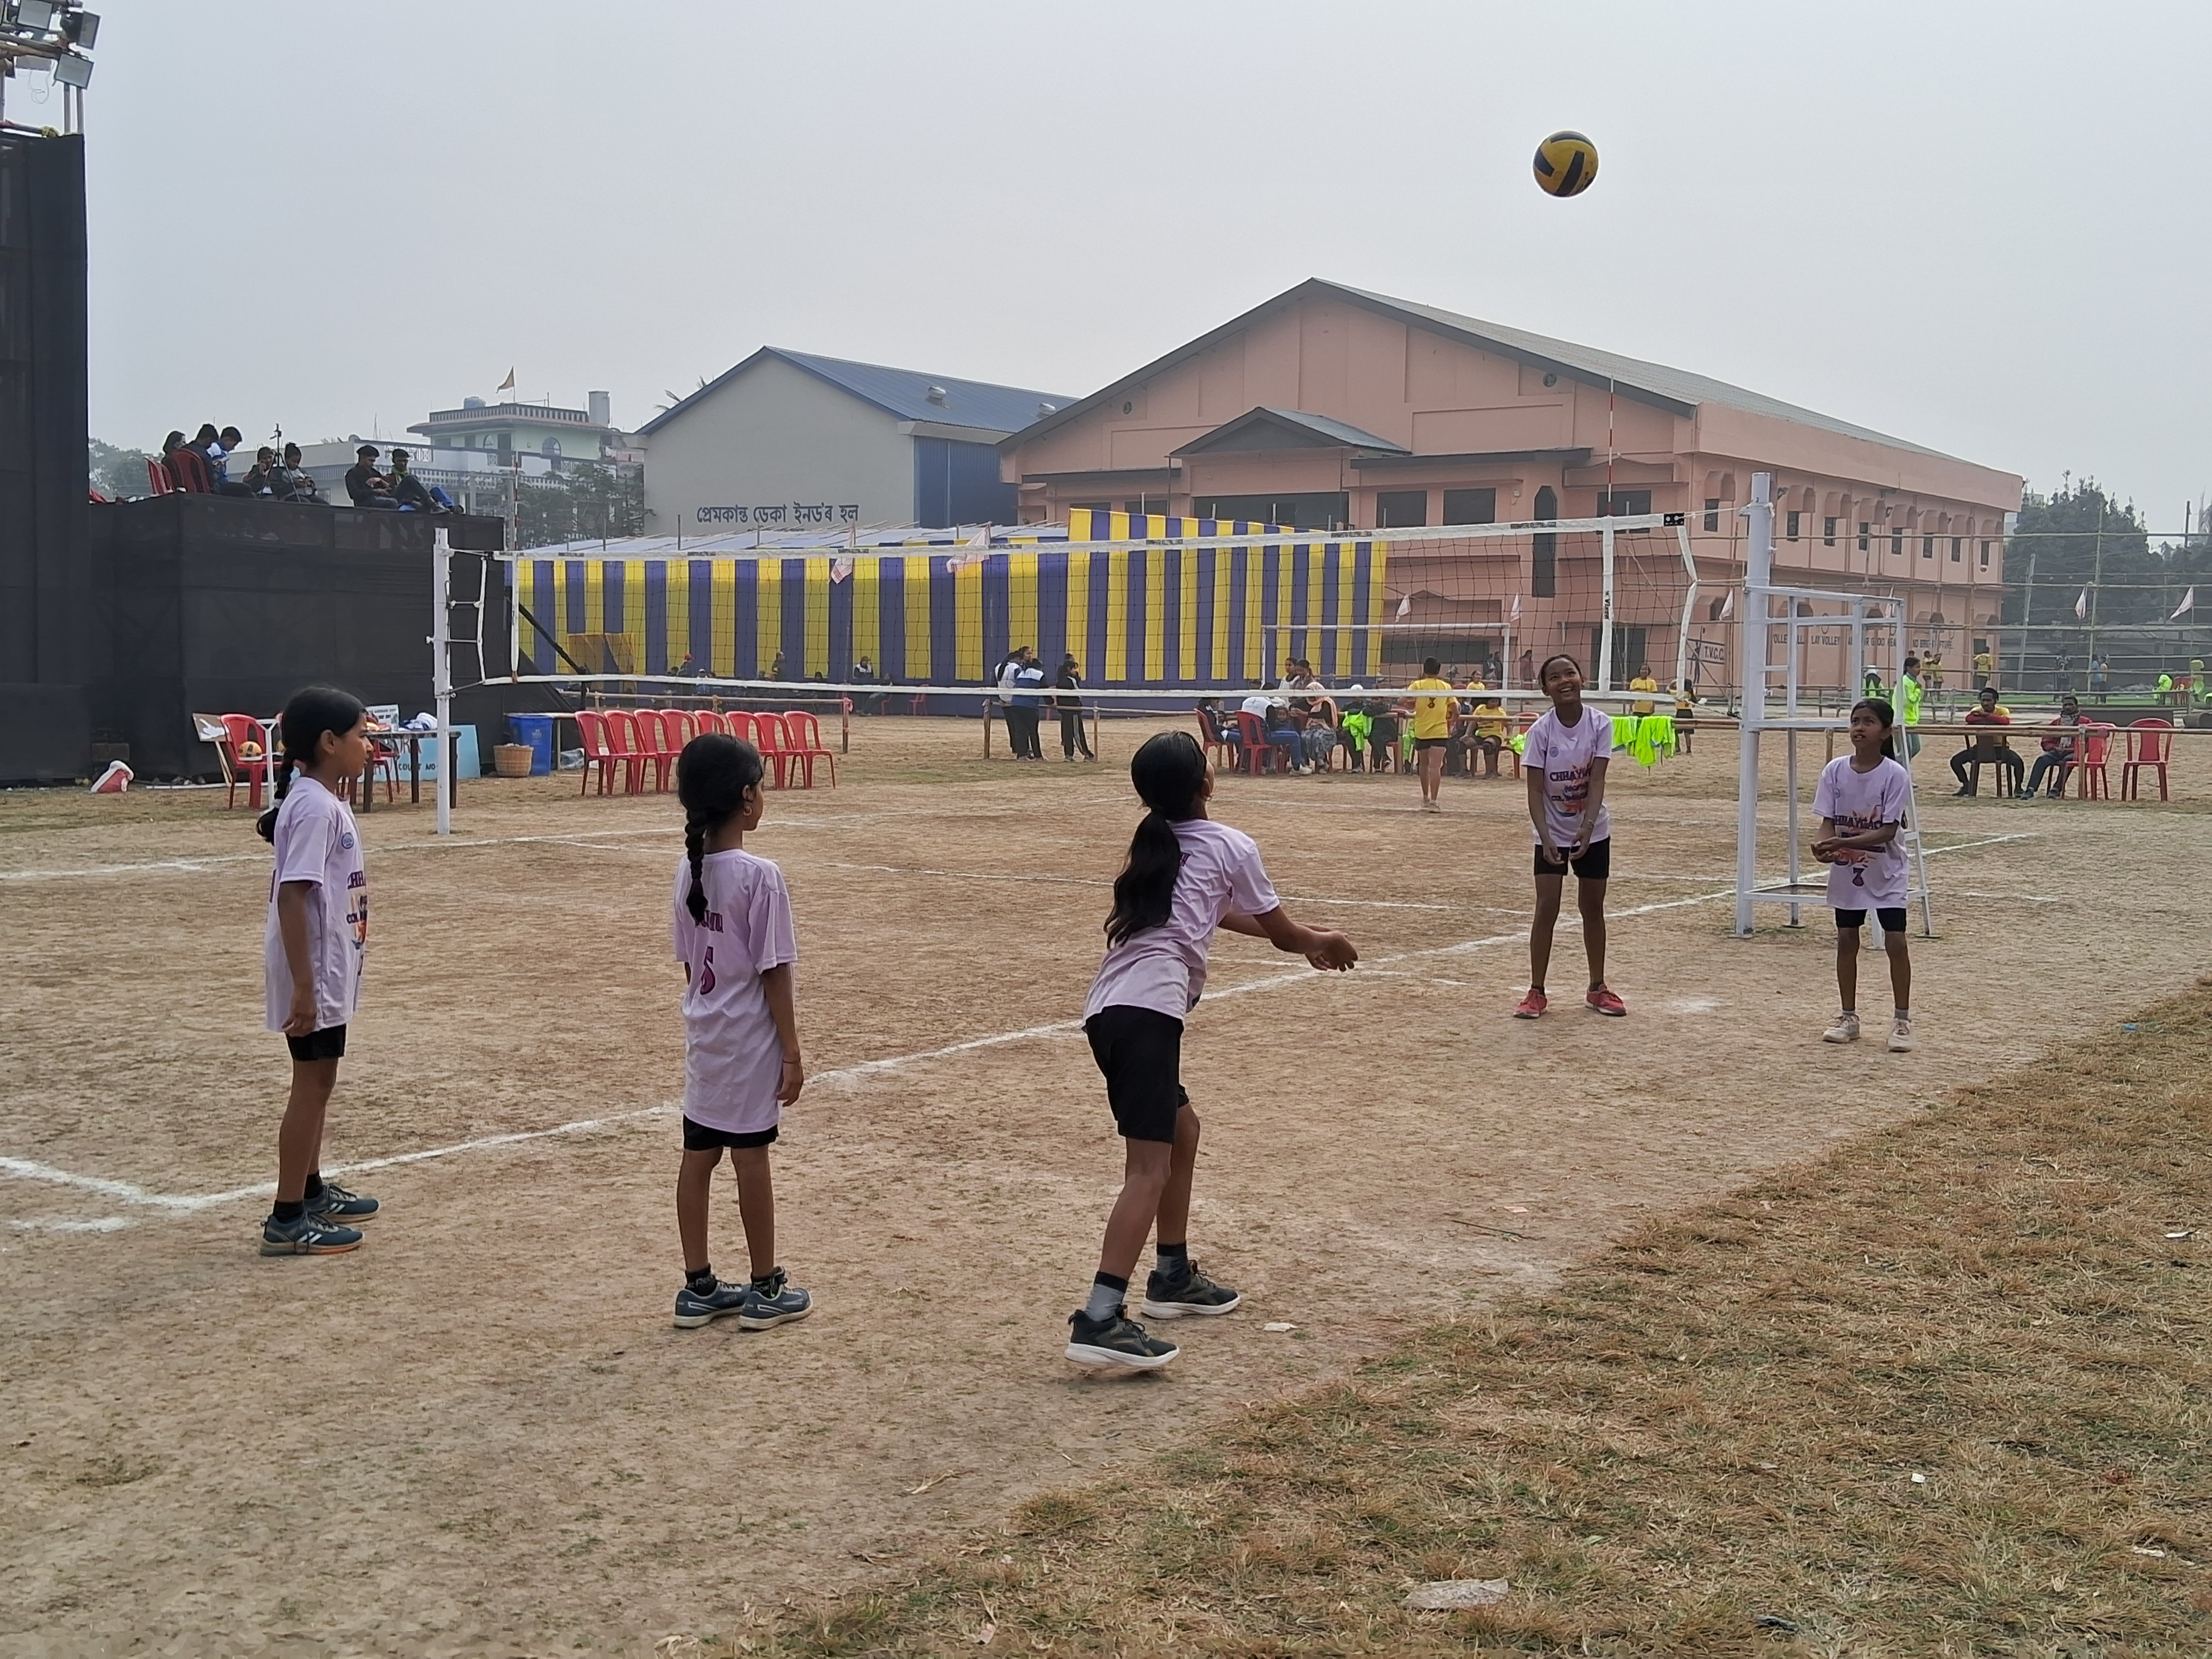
[492,743,535,779]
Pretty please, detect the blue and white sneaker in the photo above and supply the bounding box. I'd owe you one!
[738,1267,813,1330]
[307,1179,379,1223]
[673,1276,750,1329]
[260,1211,363,1256]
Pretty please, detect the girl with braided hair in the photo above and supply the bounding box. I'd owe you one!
[668,732,812,1332]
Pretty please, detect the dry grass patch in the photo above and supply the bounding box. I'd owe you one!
[729,981,2212,1657]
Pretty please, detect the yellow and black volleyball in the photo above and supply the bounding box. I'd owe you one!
[1533,130,1598,198]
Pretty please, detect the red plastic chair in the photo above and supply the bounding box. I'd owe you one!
[146,456,177,496]
[635,709,683,792]
[575,710,621,796]
[218,713,272,809]
[602,710,648,794]
[660,709,699,773]
[783,709,837,787]
[692,709,728,737]
[1233,710,1280,775]
[2121,718,2173,801]
[1194,709,1230,769]
[755,712,802,788]
[166,446,213,494]
[2074,723,2114,800]
[723,710,760,750]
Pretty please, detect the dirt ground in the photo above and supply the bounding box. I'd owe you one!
[3,717,2208,1656]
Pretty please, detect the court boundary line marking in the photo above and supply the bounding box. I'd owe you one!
[1,830,2029,1232]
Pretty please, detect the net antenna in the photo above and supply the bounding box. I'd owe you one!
[1731,473,1934,943]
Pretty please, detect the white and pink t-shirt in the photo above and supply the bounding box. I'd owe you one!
[263,776,368,1033]
[1085,818,1281,1023]
[672,850,799,1136]
[1523,705,1615,848]
[1814,754,1912,908]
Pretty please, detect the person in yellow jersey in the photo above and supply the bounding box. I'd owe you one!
[1468,689,1509,778]
[1972,646,1995,692]
[1628,664,1659,718]
[1407,656,1455,811]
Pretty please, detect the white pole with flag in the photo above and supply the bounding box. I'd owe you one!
[1506,593,1522,689]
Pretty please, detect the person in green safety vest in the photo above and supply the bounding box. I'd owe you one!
[1895,656,1924,758]
[2157,670,2175,706]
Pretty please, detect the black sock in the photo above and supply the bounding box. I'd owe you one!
[1083,1271,1128,1322]
[686,1264,717,1291]
[1156,1242,1190,1276]
[303,1172,325,1203]
[273,1199,305,1223]
[751,1266,780,1289]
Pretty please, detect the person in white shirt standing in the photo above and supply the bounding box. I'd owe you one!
[258,687,383,1255]
[1515,653,1626,1019]
[1066,731,1358,1371]
[1811,697,1917,1052]
[668,731,814,1332]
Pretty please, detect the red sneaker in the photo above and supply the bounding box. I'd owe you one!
[1586,985,1628,1017]
[1513,989,1548,1019]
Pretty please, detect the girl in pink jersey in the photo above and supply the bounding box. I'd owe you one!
[669,733,813,1332]
[1066,731,1358,1370]
[1812,697,1916,1052]
[257,686,383,1256]
[1515,654,1625,1019]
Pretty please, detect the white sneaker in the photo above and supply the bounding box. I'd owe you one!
[1822,1013,1860,1044]
[1888,1017,1915,1053]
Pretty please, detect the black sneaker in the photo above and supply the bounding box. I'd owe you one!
[1141,1259,1242,1319]
[738,1266,813,1330]
[307,1179,378,1223]
[673,1277,750,1329]
[1065,1306,1179,1369]
[259,1211,363,1256]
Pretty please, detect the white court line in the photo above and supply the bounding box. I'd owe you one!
[3,828,2031,1229]
[810,860,1477,914]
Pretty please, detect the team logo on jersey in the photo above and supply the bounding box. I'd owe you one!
[340,832,356,851]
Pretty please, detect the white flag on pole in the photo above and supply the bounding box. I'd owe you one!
[2075,587,2090,620]
[1394,593,1412,619]
[1719,588,1736,621]
[944,526,992,573]
[829,556,854,584]
[2172,586,2196,620]
[1509,593,1523,625]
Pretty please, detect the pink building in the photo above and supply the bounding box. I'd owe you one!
[1002,279,2022,690]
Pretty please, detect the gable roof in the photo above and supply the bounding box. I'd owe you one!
[639,346,1075,439]
[1172,407,1409,456]
[1007,278,1957,462]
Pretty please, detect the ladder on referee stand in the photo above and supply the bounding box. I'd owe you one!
[1732,474,1935,943]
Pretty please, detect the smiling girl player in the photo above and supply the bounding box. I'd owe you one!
[1516,653,1626,1019]
[258,686,382,1256]
[1811,697,1916,1053]
[1068,731,1358,1371]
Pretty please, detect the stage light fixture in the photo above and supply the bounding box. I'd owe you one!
[63,8,95,47]
[15,0,57,31]
[52,50,88,85]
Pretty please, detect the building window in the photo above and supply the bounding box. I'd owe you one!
[1441,487,1496,525]
[1921,535,1933,560]
[1531,486,1558,597]
[1979,539,1991,568]
[1703,498,1720,532]
[542,438,562,458]
[1823,516,1837,546]
[1375,490,1427,529]
[1596,488,1651,517]
[1785,510,1801,542]
[1891,530,1904,558]
[1857,523,1870,552]
[1950,536,1962,562]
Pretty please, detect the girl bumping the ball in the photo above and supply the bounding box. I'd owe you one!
[1811,697,1916,1053]
[668,731,813,1333]
[1517,653,1625,1019]
[258,685,382,1256]
[1069,730,1358,1371]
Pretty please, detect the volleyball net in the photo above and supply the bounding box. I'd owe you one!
[460,506,1703,714]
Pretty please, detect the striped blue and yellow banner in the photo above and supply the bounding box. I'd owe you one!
[515,511,1388,689]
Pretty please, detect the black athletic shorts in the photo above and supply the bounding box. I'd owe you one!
[1533,835,1611,881]
[682,1115,780,1152]
[1834,906,1908,933]
[1084,1005,1188,1143]
[1413,736,1448,752]
[286,1025,347,1064]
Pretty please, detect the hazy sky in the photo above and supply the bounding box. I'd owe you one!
[75,2,2210,527]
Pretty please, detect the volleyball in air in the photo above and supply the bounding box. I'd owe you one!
[1533,130,1598,197]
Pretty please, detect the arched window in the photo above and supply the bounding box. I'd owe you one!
[541,438,562,458]
[1532,486,1558,598]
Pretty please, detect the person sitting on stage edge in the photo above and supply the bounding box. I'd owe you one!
[387,448,448,512]
[345,445,399,509]
[1949,685,2023,796]
[242,446,281,496]
[271,442,321,503]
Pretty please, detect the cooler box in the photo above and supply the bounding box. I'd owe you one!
[508,713,557,776]
[403,725,480,784]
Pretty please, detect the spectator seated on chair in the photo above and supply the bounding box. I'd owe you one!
[1338,697,1372,770]
[267,441,321,503]
[1296,696,1336,770]
[1367,700,1401,771]
[1949,686,2023,795]
[241,446,281,496]
[345,445,401,509]
[387,448,447,513]
[200,424,255,497]
[2023,696,2084,798]
[164,430,214,493]
[1467,692,1508,777]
